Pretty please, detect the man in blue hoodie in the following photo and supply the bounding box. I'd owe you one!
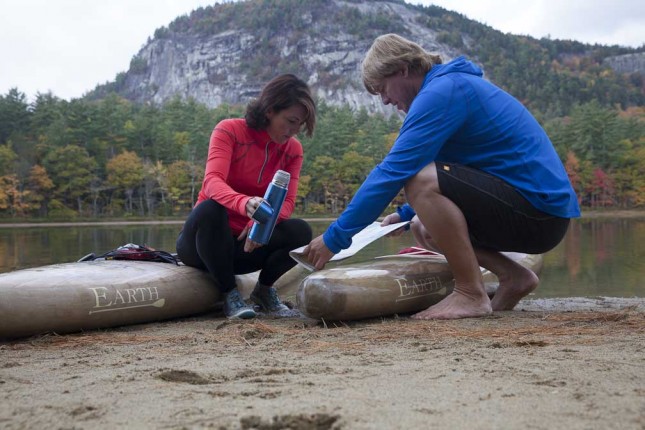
[303,33,580,319]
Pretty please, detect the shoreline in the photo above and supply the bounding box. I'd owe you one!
[0,209,643,228]
[0,218,338,228]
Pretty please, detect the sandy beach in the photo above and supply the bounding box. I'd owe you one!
[0,296,643,429]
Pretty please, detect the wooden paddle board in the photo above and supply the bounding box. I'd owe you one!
[0,261,305,340]
[296,252,543,320]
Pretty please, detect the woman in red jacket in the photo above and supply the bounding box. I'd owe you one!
[176,74,316,319]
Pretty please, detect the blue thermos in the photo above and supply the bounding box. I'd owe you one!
[249,170,290,245]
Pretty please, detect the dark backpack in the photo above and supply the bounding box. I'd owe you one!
[78,243,179,265]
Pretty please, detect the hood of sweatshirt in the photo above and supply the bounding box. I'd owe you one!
[425,56,483,83]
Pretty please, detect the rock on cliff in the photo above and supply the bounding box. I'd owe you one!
[603,52,645,75]
[89,0,642,116]
[100,0,462,116]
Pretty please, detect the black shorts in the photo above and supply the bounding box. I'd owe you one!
[436,162,570,254]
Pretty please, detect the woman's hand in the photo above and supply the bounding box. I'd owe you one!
[302,235,335,270]
[245,196,264,219]
[237,224,263,253]
[381,212,406,237]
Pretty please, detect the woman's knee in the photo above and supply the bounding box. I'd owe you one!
[192,199,228,223]
[280,218,312,246]
[177,200,230,260]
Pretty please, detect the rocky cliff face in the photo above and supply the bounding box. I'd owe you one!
[93,0,642,116]
[111,0,462,116]
[603,52,645,75]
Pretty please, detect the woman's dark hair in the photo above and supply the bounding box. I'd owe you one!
[245,74,316,137]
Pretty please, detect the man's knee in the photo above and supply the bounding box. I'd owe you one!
[404,162,440,205]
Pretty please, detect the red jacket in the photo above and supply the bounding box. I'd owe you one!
[195,118,304,235]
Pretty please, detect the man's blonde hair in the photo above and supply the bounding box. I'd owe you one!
[361,33,442,95]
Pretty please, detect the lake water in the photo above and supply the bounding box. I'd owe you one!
[0,217,643,298]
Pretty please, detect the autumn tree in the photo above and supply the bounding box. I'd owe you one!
[166,160,193,213]
[142,159,168,216]
[588,168,615,208]
[296,174,311,213]
[337,150,375,199]
[25,164,54,217]
[0,175,25,216]
[106,150,145,215]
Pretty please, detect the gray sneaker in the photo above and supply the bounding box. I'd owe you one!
[223,288,256,319]
[250,285,290,313]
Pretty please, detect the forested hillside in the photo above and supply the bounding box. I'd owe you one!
[0,0,643,219]
[87,0,643,119]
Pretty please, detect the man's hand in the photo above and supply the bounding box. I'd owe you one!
[381,212,406,237]
[302,235,335,270]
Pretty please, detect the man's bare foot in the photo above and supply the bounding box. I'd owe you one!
[411,290,492,320]
[490,265,539,311]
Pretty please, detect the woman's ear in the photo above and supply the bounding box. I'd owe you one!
[265,109,275,121]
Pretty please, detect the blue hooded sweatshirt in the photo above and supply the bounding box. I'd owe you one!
[323,56,580,253]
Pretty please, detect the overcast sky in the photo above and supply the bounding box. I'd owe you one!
[1,0,643,101]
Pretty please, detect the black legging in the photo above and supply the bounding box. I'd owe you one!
[176,199,312,294]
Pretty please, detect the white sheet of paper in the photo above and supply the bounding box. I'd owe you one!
[289,221,410,271]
